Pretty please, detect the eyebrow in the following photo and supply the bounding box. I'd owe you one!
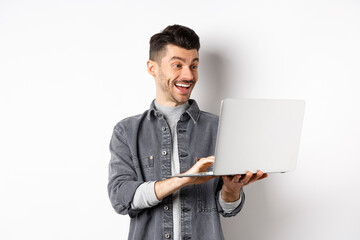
[170,56,199,63]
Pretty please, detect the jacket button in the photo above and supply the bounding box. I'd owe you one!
[163,205,169,211]
[164,233,171,239]
[162,150,167,155]
[162,127,167,131]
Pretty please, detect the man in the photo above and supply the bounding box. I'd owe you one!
[108,24,267,240]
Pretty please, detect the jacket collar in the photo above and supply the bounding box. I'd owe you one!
[147,99,200,123]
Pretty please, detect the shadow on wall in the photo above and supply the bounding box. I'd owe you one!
[195,50,274,239]
[192,50,246,114]
[221,183,271,240]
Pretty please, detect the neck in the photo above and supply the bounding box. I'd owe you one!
[154,101,190,120]
[155,98,187,107]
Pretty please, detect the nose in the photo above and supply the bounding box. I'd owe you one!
[180,66,194,80]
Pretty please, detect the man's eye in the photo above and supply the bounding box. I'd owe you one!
[173,64,181,68]
[191,65,198,70]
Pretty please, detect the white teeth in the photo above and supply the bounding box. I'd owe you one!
[175,83,190,88]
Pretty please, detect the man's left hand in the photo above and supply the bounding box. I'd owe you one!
[221,170,268,202]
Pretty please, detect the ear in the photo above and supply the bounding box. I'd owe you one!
[147,60,158,77]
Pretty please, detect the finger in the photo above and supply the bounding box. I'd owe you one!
[195,157,214,172]
[246,171,260,183]
[199,156,215,162]
[255,170,268,179]
[257,172,268,181]
[253,170,264,180]
[241,171,253,184]
[231,174,242,183]
[196,156,214,161]
[196,157,214,165]
[248,171,268,184]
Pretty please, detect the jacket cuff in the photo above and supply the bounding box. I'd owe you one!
[218,189,242,213]
[216,188,245,217]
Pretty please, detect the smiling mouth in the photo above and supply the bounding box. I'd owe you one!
[175,83,191,88]
[174,81,193,90]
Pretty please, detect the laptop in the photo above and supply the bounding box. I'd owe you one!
[174,98,305,177]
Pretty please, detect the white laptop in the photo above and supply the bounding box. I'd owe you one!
[175,98,305,177]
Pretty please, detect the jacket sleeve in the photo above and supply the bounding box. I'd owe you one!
[215,178,246,217]
[107,125,144,218]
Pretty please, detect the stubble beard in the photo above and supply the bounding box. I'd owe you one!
[158,70,192,106]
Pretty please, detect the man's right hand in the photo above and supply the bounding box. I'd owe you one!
[180,156,216,185]
[154,156,216,200]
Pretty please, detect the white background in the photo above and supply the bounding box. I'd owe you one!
[1,0,359,239]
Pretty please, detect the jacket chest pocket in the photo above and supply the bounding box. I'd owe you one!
[134,155,155,182]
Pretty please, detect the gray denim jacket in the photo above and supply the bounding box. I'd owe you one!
[108,99,245,240]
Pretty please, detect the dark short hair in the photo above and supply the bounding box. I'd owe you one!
[149,24,200,62]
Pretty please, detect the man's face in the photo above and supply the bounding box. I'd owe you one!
[148,44,199,107]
